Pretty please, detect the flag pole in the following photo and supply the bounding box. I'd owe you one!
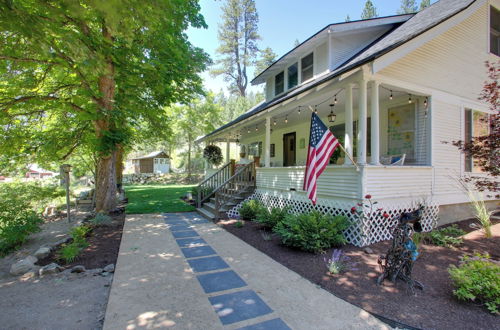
[338,143,360,171]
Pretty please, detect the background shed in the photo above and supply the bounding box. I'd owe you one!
[132,151,170,174]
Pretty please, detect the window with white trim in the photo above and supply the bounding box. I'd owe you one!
[275,71,284,96]
[490,6,500,56]
[301,53,314,82]
[464,109,489,172]
[287,63,298,89]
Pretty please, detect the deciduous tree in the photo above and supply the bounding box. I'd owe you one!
[361,0,378,19]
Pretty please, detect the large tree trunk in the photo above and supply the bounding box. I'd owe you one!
[95,150,117,212]
[115,144,124,193]
[187,136,192,178]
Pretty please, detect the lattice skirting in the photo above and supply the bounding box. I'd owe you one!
[226,189,439,247]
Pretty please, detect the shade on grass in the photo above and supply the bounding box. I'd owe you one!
[125,184,195,214]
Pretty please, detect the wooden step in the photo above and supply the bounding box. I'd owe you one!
[196,207,215,221]
[204,202,217,214]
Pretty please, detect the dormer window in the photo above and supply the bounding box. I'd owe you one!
[301,53,314,82]
[490,6,500,56]
[288,63,298,89]
[275,71,284,95]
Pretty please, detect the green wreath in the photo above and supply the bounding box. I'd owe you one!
[203,145,223,166]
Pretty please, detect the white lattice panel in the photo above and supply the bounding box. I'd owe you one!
[226,189,439,247]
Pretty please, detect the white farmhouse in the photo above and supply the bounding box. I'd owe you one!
[196,0,499,246]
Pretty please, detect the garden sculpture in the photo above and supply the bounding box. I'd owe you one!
[377,206,424,293]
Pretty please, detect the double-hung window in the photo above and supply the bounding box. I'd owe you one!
[301,53,314,82]
[464,109,489,172]
[287,63,298,89]
[275,71,284,96]
[490,6,500,56]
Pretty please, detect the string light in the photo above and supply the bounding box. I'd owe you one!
[285,115,288,124]
[390,90,393,100]
[408,94,412,104]
[255,125,258,131]
[273,118,276,126]
[314,105,318,114]
[334,95,338,104]
[424,97,428,108]
[298,106,301,115]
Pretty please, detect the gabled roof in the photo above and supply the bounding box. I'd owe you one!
[132,151,169,160]
[200,0,478,142]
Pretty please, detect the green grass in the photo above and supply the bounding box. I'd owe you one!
[124,184,196,214]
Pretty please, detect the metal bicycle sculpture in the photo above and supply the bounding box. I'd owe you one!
[377,206,424,293]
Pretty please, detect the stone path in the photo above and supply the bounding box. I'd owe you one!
[103,213,390,330]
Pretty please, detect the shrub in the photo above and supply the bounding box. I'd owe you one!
[89,213,112,226]
[274,211,350,253]
[449,254,500,314]
[255,206,289,229]
[0,181,65,212]
[59,243,81,263]
[0,197,43,255]
[238,200,265,221]
[58,225,91,263]
[428,225,466,247]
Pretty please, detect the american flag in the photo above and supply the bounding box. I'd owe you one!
[303,113,339,204]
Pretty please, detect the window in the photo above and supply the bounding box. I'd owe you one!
[490,6,500,56]
[301,53,314,82]
[464,109,489,172]
[248,142,262,157]
[287,63,298,89]
[270,144,275,157]
[388,105,415,161]
[275,71,284,95]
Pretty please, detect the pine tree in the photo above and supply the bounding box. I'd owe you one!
[345,15,351,22]
[397,0,418,14]
[419,0,431,11]
[211,0,260,97]
[255,47,277,77]
[293,39,300,47]
[361,0,378,20]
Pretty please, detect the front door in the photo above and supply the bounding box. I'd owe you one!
[283,132,296,167]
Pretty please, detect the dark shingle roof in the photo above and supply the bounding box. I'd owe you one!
[200,0,477,141]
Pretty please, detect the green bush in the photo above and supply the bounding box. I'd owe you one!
[59,243,81,263]
[89,213,112,226]
[255,207,289,229]
[449,254,500,314]
[238,200,265,221]
[0,181,65,212]
[58,225,91,263]
[0,197,44,255]
[429,225,466,247]
[273,211,350,253]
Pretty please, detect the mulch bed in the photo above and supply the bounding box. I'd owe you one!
[37,208,125,270]
[219,218,500,330]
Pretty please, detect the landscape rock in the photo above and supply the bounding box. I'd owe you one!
[53,237,71,247]
[71,265,86,273]
[89,268,103,275]
[100,271,111,277]
[20,268,39,281]
[363,247,374,254]
[39,263,63,276]
[103,264,115,273]
[10,256,38,276]
[34,246,51,259]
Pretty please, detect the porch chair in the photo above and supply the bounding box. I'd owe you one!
[380,153,406,166]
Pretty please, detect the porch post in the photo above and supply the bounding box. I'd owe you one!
[344,83,354,165]
[370,80,380,165]
[265,116,271,168]
[357,79,367,165]
[226,138,230,164]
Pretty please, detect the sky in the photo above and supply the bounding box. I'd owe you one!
[186,0,435,94]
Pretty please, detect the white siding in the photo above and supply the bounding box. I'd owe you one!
[314,42,328,76]
[365,166,433,201]
[379,3,492,100]
[257,166,360,200]
[265,76,274,101]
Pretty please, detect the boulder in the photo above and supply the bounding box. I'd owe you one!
[71,265,86,273]
[39,263,63,276]
[10,256,38,276]
[363,247,374,254]
[103,264,115,273]
[34,246,51,259]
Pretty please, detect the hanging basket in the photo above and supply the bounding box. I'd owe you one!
[203,145,223,166]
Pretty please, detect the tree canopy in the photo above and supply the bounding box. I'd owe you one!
[254,47,277,78]
[211,0,260,97]
[0,0,209,211]
[361,0,378,19]
[397,0,418,14]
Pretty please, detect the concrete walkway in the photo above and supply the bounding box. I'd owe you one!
[103,213,390,330]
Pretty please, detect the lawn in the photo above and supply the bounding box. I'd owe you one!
[124,184,196,214]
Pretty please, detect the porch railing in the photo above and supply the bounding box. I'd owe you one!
[196,160,235,208]
[214,162,255,220]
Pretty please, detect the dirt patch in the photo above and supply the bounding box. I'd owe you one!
[37,209,125,269]
[220,219,500,330]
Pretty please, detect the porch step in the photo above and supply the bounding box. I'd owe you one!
[196,207,215,222]
[204,202,217,214]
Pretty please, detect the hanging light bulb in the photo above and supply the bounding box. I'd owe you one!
[298,106,301,115]
[424,97,428,108]
[285,115,288,124]
[255,125,258,131]
[408,94,412,104]
[273,118,277,126]
[247,128,250,134]
[328,103,336,123]
[390,90,393,100]
[314,105,318,114]
[334,95,338,104]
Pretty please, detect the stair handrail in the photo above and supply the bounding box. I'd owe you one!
[213,162,256,220]
[196,161,234,208]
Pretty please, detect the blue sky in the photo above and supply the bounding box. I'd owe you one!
[187,0,434,94]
